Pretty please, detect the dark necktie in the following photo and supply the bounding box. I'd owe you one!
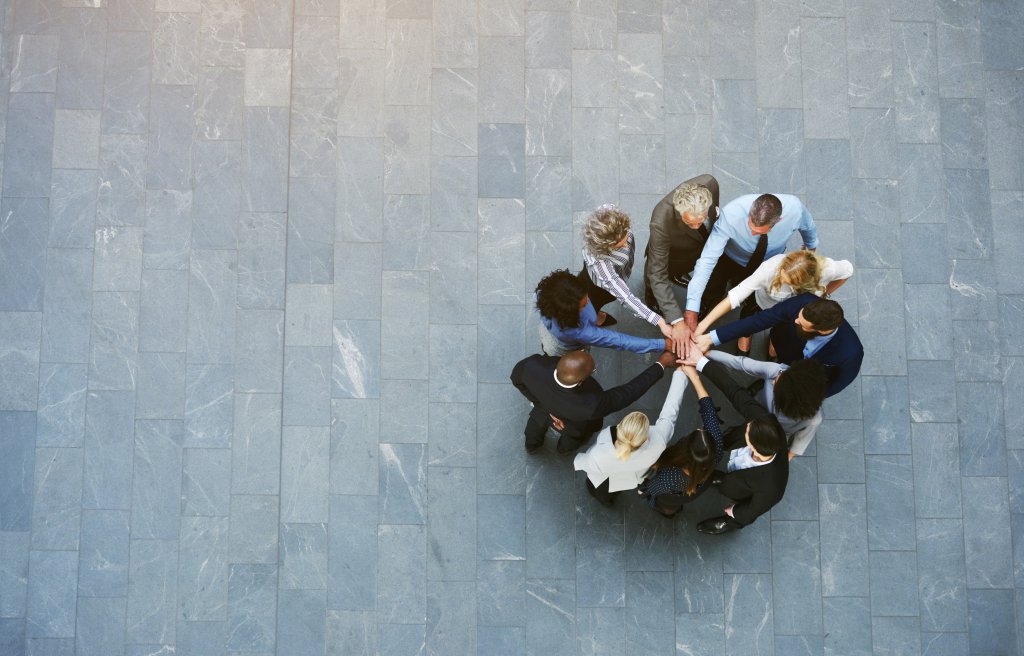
[746,234,768,274]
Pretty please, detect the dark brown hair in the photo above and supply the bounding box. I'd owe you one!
[749,194,783,227]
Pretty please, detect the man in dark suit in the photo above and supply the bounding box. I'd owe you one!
[693,357,789,534]
[696,294,863,398]
[643,174,719,353]
[510,350,676,454]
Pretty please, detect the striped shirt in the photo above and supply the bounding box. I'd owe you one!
[582,231,662,326]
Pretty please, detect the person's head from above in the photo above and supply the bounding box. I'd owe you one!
[794,298,844,340]
[747,194,783,236]
[536,269,588,329]
[771,250,826,295]
[613,411,651,461]
[556,350,595,386]
[583,204,632,257]
[672,182,714,230]
[653,427,718,494]
[745,414,787,458]
[773,359,828,420]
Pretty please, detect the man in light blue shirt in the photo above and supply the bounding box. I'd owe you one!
[681,193,818,333]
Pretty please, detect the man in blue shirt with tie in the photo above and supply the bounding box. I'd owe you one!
[680,193,819,335]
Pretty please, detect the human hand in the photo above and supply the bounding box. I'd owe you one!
[657,319,672,339]
[549,414,565,431]
[670,321,691,359]
[657,350,677,369]
[681,342,702,366]
[683,310,699,332]
[724,504,735,518]
[694,334,713,354]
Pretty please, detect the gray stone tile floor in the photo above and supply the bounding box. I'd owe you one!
[0,0,1021,654]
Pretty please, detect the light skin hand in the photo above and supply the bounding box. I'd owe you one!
[657,318,672,339]
[724,504,735,518]
[694,334,713,354]
[670,321,691,359]
[683,310,699,332]
[549,414,565,431]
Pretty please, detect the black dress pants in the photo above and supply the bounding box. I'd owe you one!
[523,405,598,453]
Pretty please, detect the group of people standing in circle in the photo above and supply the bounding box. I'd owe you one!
[511,174,865,535]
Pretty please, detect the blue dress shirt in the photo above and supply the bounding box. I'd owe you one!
[541,300,666,354]
[801,328,837,359]
[685,194,818,312]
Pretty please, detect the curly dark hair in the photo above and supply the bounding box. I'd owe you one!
[651,428,717,496]
[536,270,587,329]
[773,359,828,420]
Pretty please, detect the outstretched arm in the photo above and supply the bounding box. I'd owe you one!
[712,294,811,346]
[593,352,673,418]
[698,359,770,421]
[684,228,729,314]
[645,210,683,323]
[571,321,668,354]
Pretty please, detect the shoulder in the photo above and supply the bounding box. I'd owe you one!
[779,292,818,312]
[776,194,805,210]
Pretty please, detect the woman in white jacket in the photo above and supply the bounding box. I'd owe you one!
[573,366,688,506]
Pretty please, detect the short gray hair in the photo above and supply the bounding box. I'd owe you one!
[672,183,713,218]
[582,205,631,257]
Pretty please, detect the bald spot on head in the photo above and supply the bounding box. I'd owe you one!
[557,351,595,385]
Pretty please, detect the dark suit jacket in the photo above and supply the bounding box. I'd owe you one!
[714,293,864,397]
[509,354,665,433]
[700,360,789,527]
[644,174,720,323]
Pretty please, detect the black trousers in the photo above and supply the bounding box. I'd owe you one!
[577,266,616,313]
[651,483,710,515]
[702,255,761,320]
[586,477,616,505]
[523,405,598,453]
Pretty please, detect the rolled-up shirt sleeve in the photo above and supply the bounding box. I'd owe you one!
[798,203,818,250]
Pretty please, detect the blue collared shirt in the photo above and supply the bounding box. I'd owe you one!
[540,299,666,354]
[802,328,837,359]
[685,194,818,312]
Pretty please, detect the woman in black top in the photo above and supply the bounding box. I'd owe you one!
[637,364,724,517]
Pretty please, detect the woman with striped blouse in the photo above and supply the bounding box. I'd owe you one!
[580,205,677,346]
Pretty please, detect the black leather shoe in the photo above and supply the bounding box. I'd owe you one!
[696,516,735,535]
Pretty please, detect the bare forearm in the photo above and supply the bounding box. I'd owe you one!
[696,296,732,334]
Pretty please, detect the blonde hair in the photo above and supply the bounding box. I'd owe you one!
[770,250,827,296]
[613,411,650,461]
[582,205,631,257]
[672,183,713,218]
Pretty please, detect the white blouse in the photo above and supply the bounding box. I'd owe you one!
[726,253,854,310]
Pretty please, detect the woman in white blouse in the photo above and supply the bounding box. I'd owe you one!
[695,250,853,355]
[573,366,688,505]
[581,205,676,346]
